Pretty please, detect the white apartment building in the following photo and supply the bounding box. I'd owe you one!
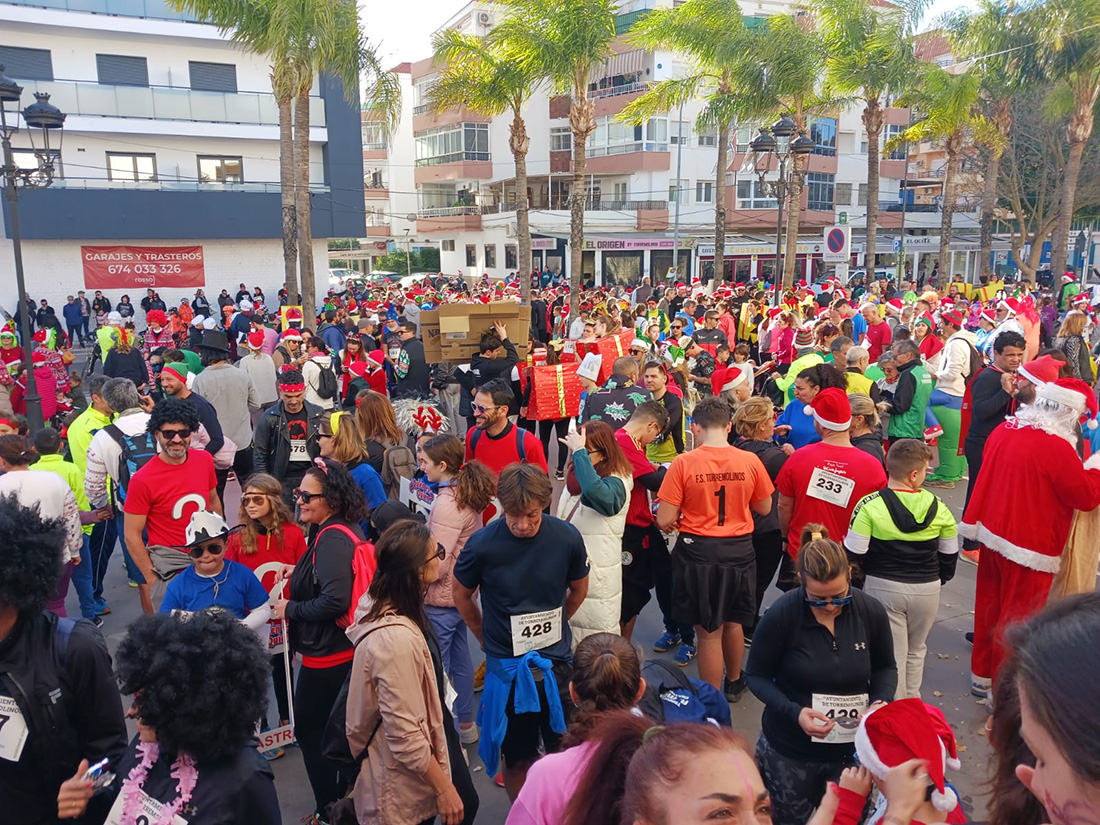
[0,0,365,315]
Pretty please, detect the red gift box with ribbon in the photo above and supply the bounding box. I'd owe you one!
[529,362,583,420]
[574,328,633,385]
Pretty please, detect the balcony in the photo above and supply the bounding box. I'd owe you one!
[49,178,330,194]
[878,201,940,213]
[480,199,668,214]
[416,205,481,232]
[412,103,432,116]
[12,78,325,127]
[590,81,650,100]
[415,151,490,168]
[0,0,203,21]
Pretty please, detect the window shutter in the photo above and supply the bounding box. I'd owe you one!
[188,61,238,93]
[96,54,149,87]
[0,46,53,81]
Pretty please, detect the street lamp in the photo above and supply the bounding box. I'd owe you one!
[745,114,814,306]
[0,65,66,432]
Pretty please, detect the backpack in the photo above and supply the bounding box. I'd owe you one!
[635,659,732,727]
[315,362,339,401]
[380,444,418,499]
[321,626,385,770]
[468,424,528,464]
[314,523,377,629]
[104,423,158,504]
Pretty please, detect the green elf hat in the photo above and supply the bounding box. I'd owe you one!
[161,362,190,384]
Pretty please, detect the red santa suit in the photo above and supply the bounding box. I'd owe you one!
[960,379,1100,689]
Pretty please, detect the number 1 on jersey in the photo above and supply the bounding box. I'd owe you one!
[714,486,726,526]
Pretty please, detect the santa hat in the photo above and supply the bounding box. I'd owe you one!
[347,361,369,379]
[794,326,815,349]
[280,328,302,342]
[31,350,46,365]
[816,306,831,320]
[366,349,385,368]
[247,330,265,350]
[146,309,167,327]
[1018,355,1061,387]
[803,387,852,431]
[1063,273,1077,283]
[631,338,649,351]
[999,297,1020,316]
[855,699,962,816]
[980,308,997,325]
[285,307,304,322]
[767,307,784,319]
[1073,293,1091,308]
[191,314,206,328]
[885,299,903,315]
[32,329,48,344]
[715,365,749,396]
[941,310,964,328]
[833,287,847,300]
[1042,378,1099,429]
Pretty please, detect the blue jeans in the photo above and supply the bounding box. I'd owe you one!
[425,604,476,725]
[89,516,118,602]
[70,535,98,620]
[929,389,963,410]
[114,512,147,585]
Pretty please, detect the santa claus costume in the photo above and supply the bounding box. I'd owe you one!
[960,378,1100,696]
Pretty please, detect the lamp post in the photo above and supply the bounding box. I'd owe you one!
[745,114,814,306]
[0,65,66,433]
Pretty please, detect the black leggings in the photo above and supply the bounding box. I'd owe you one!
[538,419,570,472]
[750,529,786,633]
[271,652,292,725]
[295,660,353,816]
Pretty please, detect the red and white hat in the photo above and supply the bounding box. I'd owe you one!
[280,328,302,342]
[980,307,997,325]
[711,365,749,396]
[366,349,385,367]
[1042,377,1100,429]
[1072,293,1090,308]
[855,699,962,817]
[999,297,1020,316]
[885,298,903,315]
[941,310,964,328]
[803,387,851,431]
[1018,354,1061,387]
[1063,272,1077,283]
[247,330,266,350]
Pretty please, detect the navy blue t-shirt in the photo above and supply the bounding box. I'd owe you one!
[453,516,589,662]
[160,560,269,620]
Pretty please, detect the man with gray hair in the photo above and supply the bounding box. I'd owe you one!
[85,378,154,606]
[844,345,882,404]
[880,339,933,442]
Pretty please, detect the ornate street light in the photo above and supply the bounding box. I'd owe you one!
[1,65,67,431]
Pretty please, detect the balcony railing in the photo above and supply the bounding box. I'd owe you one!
[47,178,330,193]
[589,80,650,100]
[417,205,481,218]
[12,79,325,127]
[878,201,941,213]
[479,199,668,214]
[412,103,432,116]
[1,0,204,21]
[362,142,387,151]
[587,141,668,157]
[414,151,490,167]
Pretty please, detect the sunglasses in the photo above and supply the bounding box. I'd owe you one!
[670,325,683,330]
[804,592,853,609]
[189,541,224,559]
[318,432,333,440]
[158,428,192,442]
[630,348,646,354]
[293,489,323,503]
[473,404,498,414]
[241,494,272,506]
[427,543,446,564]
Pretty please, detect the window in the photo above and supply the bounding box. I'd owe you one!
[415,123,489,166]
[12,148,62,178]
[809,117,837,157]
[550,126,572,153]
[465,245,477,267]
[697,127,717,147]
[485,244,497,268]
[670,121,689,144]
[587,116,667,156]
[0,46,52,80]
[860,138,869,155]
[365,169,385,189]
[858,183,868,206]
[366,207,387,227]
[188,61,238,93]
[414,74,440,108]
[735,178,776,209]
[696,180,714,203]
[835,182,853,206]
[884,124,907,160]
[107,152,156,182]
[806,172,835,211]
[198,155,244,184]
[442,240,456,252]
[669,178,688,204]
[362,121,387,151]
[96,54,148,87]
[505,245,517,269]
[735,125,753,153]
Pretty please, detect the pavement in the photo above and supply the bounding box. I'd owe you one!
[72,435,992,825]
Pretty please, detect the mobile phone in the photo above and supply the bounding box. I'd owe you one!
[82,758,115,791]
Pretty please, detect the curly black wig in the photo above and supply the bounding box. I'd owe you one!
[0,492,65,613]
[115,610,269,763]
[305,457,368,523]
[146,396,200,435]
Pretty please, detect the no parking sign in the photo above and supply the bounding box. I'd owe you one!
[823,226,850,263]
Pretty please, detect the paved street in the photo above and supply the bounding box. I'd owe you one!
[72,434,991,825]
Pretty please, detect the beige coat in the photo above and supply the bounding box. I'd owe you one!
[345,607,450,825]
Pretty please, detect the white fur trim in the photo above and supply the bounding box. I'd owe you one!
[813,410,852,431]
[1039,383,1088,415]
[932,788,958,813]
[854,712,890,780]
[946,756,962,771]
[958,521,1062,574]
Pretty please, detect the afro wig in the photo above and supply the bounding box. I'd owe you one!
[0,492,66,613]
[115,610,269,762]
[147,396,200,435]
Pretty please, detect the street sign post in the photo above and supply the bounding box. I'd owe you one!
[823,226,850,264]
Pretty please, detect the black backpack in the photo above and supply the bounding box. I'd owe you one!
[104,424,159,504]
[635,659,732,727]
[315,362,339,401]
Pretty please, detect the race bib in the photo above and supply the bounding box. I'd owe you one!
[806,467,856,509]
[0,695,28,762]
[510,607,563,656]
[105,787,189,825]
[811,692,868,744]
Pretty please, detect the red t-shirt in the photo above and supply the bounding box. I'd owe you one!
[124,449,218,548]
[865,320,892,361]
[615,427,656,527]
[226,523,308,593]
[775,442,887,555]
[464,422,548,477]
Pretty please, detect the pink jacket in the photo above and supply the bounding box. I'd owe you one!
[425,485,480,608]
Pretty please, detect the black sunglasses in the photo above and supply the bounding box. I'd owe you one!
[427,542,446,563]
[189,541,224,559]
[293,489,323,503]
[158,427,191,442]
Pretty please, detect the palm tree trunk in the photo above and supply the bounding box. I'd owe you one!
[938,139,960,290]
[1052,86,1095,277]
[714,122,730,285]
[278,92,298,302]
[568,86,596,320]
[979,149,1001,280]
[782,161,805,290]
[511,107,532,308]
[295,86,315,319]
[863,100,883,276]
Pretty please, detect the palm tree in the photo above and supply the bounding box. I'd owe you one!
[891,65,999,288]
[815,0,921,282]
[430,30,539,305]
[1032,0,1100,278]
[493,0,617,314]
[620,0,748,285]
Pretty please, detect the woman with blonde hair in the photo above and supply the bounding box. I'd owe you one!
[848,392,885,468]
[355,388,406,474]
[1054,310,1092,380]
[225,472,307,754]
[318,411,386,527]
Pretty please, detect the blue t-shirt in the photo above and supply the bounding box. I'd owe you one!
[160,559,269,620]
[775,399,822,451]
[453,516,589,662]
[851,312,868,341]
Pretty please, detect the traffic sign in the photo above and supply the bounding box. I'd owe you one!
[838,212,848,225]
[823,226,850,263]
[892,238,901,253]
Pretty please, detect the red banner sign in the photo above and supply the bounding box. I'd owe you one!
[81,245,206,290]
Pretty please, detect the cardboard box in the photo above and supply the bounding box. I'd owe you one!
[420,301,531,364]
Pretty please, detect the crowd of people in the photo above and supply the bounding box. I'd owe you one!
[1,264,1099,825]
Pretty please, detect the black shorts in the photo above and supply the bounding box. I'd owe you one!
[501,660,573,768]
[671,532,756,632]
[620,523,667,623]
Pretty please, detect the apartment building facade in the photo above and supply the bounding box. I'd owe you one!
[0,0,365,314]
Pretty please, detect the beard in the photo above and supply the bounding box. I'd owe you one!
[1010,399,1080,445]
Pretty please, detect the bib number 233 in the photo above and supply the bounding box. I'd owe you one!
[807,467,856,508]
[510,608,563,656]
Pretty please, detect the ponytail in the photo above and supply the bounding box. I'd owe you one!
[455,460,494,513]
[565,633,642,747]
[797,523,849,583]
